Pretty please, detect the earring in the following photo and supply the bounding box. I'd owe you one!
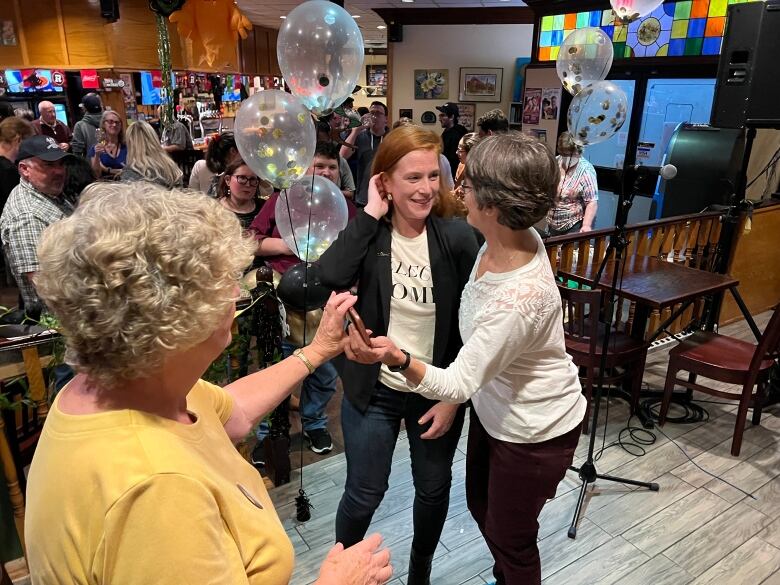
[386,193,393,201]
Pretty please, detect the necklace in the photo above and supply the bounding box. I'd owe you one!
[223,196,255,214]
[482,247,521,274]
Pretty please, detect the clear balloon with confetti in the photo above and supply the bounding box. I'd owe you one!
[556,27,614,96]
[610,0,665,23]
[275,175,348,262]
[567,80,628,146]
[277,0,364,116]
[234,90,316,190]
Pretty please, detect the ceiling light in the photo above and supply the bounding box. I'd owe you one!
[401,0,414,3]
[352,14,360,18]
[280,15,286,19]
[377,24,386,29]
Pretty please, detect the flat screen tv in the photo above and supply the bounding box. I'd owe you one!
[140,70,176,106]
[4,69,64,93]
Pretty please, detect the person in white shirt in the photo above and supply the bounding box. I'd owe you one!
[345,131,587,585]
[318,125,479,585]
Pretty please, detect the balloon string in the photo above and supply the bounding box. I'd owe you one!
[297,173,317,513]
[282,187,302,259]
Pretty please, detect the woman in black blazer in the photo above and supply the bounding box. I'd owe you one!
[318,126,479,585]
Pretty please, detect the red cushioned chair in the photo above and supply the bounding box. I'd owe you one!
[658,305,780,456]
[557,284,649,434]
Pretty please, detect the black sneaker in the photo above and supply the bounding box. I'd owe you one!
[303,428,333,454]
[250,442,265,467]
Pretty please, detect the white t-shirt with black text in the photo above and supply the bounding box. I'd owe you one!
[378,230,436,391]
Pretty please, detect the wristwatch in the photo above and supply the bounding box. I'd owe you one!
[388,349,411,372]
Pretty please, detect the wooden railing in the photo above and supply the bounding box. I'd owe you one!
[545,211,724,342]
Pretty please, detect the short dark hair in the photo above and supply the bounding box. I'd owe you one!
[0,102,15,121]
[357,107,369,117]
[477,109,509,134]
[369,101,388,116]
[466,132,560,230]
[314,141,339,161]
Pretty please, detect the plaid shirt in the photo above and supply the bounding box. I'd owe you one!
[547,156,598,231]
[0,179,73,310]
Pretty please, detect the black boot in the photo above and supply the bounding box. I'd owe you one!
[406,547,434,585]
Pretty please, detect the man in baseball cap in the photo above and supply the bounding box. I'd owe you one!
[1,135,74,314]
[436,103,467,180]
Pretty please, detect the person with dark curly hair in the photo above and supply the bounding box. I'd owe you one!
[189,131,238,195]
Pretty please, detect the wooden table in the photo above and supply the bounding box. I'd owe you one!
[559,256,759,343]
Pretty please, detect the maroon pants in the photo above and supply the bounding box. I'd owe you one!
[465,410,582,585]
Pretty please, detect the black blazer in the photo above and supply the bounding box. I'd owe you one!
[318,210,480,412]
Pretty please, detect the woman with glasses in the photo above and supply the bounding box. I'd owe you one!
[88,110,127,179]
[121,121,183,189]
[344,132,586,585]
[216,158,273,231]
[318,125,479,585]
[454,132,479,191]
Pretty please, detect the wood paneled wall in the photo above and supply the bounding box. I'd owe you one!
[0,0,274,74]
[239,26,281,77]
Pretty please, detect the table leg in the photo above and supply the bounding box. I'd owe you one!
[730,285,762,342]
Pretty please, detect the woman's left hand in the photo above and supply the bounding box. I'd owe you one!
[418,402,459,440]
[307,292,358,362]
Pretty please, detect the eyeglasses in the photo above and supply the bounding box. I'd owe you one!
[231,175,261,186]
[104,120,120,126]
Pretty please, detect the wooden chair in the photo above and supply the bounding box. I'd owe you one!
[659,305,780,456]
[558,284,649,433]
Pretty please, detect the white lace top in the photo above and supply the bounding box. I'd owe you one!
[413,229,587,443]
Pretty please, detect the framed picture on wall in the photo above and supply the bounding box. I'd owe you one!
[459,67,503,103]
[366,64,387,97]
[414,70,449,100]
[455,103,477,132]
[399,108,413,120]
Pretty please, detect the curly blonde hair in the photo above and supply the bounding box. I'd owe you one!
[35,183,256,388]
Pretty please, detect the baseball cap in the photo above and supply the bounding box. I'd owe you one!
[82,94,103,114]
[436,103,460,117]
[16,135,69,163]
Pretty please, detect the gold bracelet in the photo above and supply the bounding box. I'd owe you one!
[293,348,315,375]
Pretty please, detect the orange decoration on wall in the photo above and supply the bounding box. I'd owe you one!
[169,0,252,67]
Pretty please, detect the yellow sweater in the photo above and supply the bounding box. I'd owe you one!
[25,379,294,585]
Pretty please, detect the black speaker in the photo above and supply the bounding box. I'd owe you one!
[653,124,745,218]
[711,1,780,129]
[388,23,403,43]
[100,0,119,22]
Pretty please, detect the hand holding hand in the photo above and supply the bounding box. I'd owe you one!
[364,175,390,221]
[344,328,403,367]
[307,291,357,363]
[315,533,393,585]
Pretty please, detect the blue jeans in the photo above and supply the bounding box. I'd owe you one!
[335,383,465,555]
[255,341,337,440]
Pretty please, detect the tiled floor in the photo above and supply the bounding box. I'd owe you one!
[270,311,780,585]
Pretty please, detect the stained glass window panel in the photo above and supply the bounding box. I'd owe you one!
[537,0,759,61]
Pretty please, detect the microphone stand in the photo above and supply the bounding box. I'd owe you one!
[567,165,660,540]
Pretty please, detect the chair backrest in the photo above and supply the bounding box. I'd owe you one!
[748,303,780,382]
[557,283,602,356]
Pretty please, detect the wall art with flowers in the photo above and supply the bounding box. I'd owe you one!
[414,69,449,100]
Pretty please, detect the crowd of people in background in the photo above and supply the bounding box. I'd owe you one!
[0,91,601,585]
